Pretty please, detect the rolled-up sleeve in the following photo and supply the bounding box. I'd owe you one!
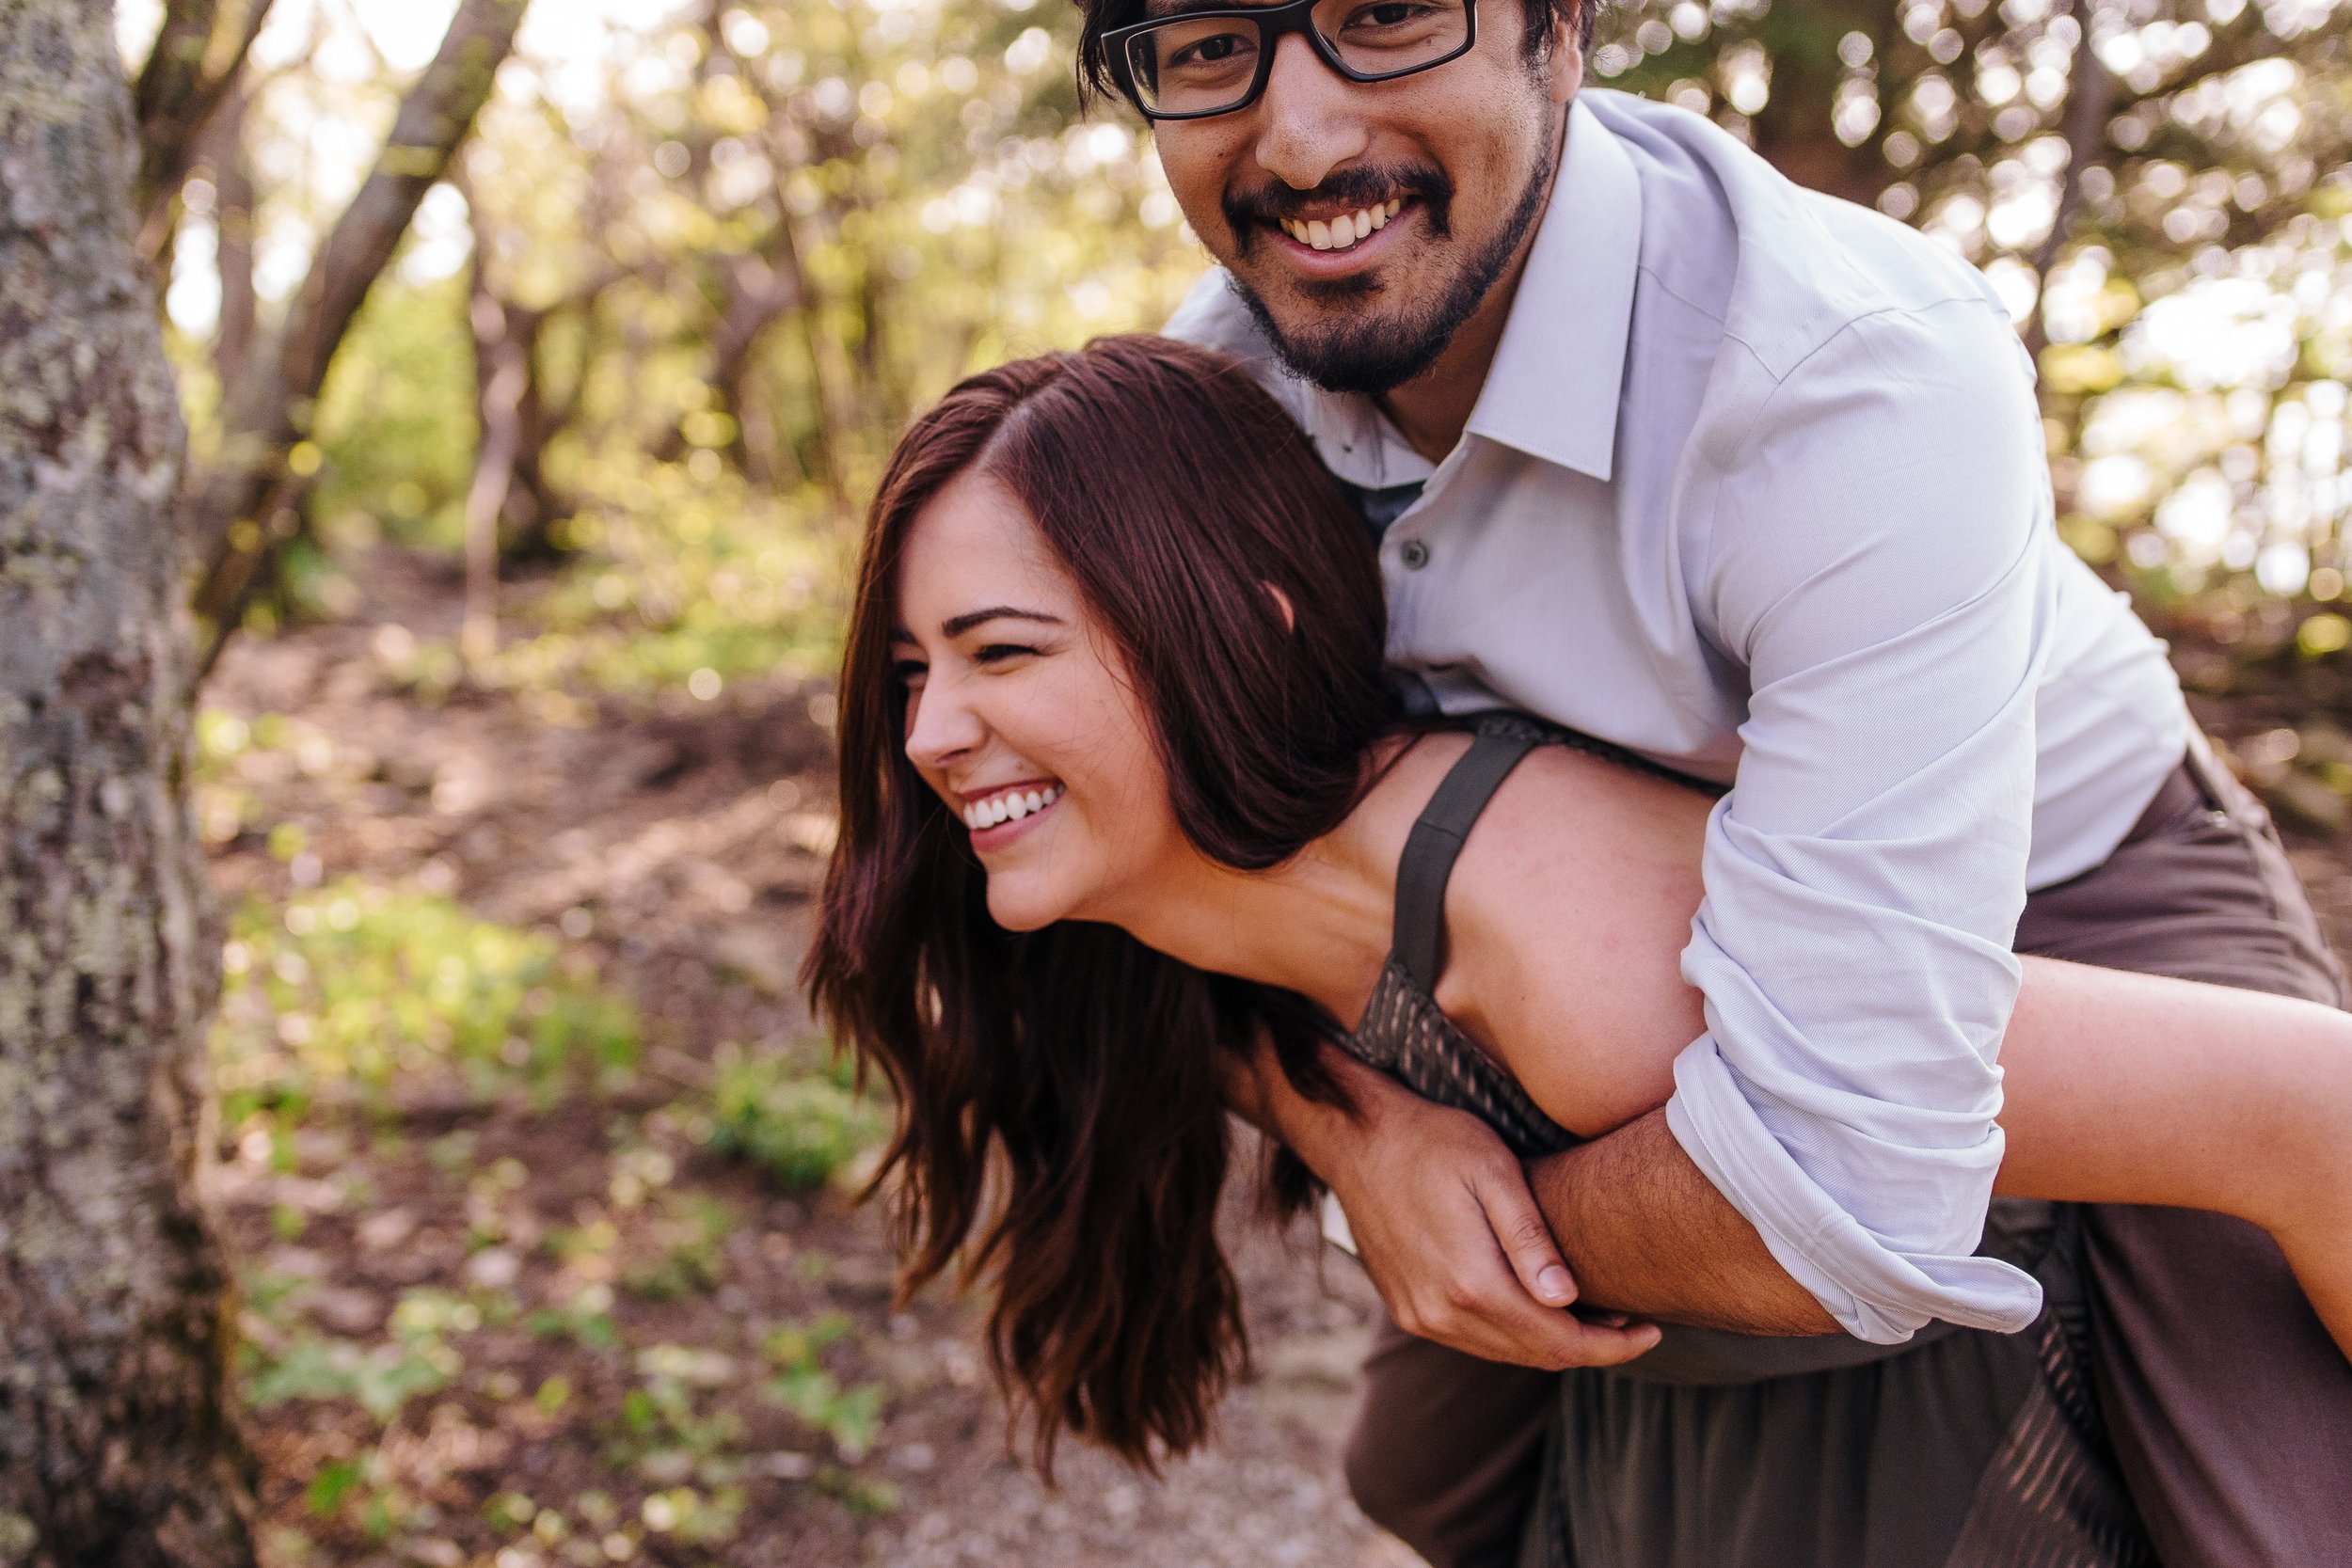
[1662,301,2057,1342]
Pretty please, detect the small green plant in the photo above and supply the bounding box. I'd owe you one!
[306,1459,364,1517]
[762,1314,884,1460]
[212,878,642,1128]
[622,1194,734,1302]
[296,1447,408,1542]
[637,1483,748,1546]
[814,1465,901,1517]
[244,1286,479,1422]
[706,1048,884,1193]
[603,1350,746,1491]
[528,1286,621,1352]
[245,1332,457,1423]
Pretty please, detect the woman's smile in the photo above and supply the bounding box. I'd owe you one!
[960,778,1066,844]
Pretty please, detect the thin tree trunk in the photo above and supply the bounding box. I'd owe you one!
[0,5,256,1564]
[133,0,275,251]
[188,0,529,633]
[2022,0,2116,358]
[463,312,526,664]
[207,86,257,392]
[651,241,802,467]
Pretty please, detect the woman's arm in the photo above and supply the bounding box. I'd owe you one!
[1994,958,2352,1348]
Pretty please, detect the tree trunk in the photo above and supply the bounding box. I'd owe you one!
[460,175,575,564]
[0,5,256,1565]
[206,85,257,392]
[132,0,275,252]
[187,0,529,630]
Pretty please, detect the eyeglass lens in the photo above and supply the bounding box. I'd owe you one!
[1123,0,1470,118]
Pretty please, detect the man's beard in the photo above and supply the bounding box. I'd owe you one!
[1220,121,1562,399]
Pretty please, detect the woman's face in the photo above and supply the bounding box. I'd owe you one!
[892,468,1194,931]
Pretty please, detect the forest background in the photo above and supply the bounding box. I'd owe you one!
[7,0,2352,1563]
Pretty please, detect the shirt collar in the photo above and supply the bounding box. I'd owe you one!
[1459,95,1642,483]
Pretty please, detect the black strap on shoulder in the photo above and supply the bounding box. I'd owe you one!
[1391,722,1539,992]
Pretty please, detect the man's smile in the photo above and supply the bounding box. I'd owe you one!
[1278,196,1404,251]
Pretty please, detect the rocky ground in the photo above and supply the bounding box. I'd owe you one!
[198,551,2352,1568]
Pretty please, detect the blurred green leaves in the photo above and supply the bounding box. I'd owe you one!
[213,878,642,1126]
[706,1045,886,1194]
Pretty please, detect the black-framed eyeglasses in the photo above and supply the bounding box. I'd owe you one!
[1104,0,1476,121]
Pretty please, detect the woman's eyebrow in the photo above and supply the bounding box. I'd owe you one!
[940,606,1065,638]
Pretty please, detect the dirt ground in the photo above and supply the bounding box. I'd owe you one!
[198,550,2352,1568]
[202,552,1417,1568]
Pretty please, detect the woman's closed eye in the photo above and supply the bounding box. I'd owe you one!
[892,657,928,690]
[975,641,1042,665]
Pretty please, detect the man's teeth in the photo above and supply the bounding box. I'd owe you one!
[1282,198,1403,253]
[961,784,1062,831]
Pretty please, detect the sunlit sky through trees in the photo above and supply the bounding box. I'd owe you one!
[123,0,2352,652]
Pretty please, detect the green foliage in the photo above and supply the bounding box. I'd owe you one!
[763,1313,884,1459]
[528,1286,623,1352]
[814,1465,903,1518]
[623,1194,736,1302]
[493,451,848,694]
[706,1047,885,1193]
[305,1459,364,1517]
[244,1288,473,1423]
[310,274,478,553]
[604,1347,750,1509]
[212,877,642,1124]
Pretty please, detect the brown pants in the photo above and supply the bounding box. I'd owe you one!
[1343,738,2352,1568]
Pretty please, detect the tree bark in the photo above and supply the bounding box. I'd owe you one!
[132,0,275,248]
[204,86,257,392]
[0,4,256,1565]
[188,0,529,629]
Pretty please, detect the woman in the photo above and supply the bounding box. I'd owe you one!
[805,337,2351,1550]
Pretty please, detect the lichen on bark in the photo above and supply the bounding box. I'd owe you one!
[0,3,256,1564]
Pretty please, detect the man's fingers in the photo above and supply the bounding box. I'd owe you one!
[1474,1161,1578,1307]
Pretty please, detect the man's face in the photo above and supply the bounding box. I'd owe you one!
[1150,0,1581,395]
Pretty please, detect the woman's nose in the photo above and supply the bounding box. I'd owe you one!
[903,673,985,770]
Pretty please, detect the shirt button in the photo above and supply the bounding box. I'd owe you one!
[1399,538,1430,570]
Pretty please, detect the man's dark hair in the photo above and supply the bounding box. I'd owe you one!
[1075,0,1601,106]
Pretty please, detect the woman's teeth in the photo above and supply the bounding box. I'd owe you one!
[1282,198,1403,253]
[961,784,1062,831]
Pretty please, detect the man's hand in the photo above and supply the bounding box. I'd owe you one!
[1231,1038,1661,1370]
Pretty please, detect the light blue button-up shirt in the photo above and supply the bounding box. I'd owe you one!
[1169,89,2189,1341]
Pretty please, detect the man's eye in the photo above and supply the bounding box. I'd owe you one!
[1168,28,1255,68]
[1343,1,1428,30]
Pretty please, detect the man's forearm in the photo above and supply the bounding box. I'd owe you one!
[1528,1107,1836,1334]
[1239,1035,1838,1337]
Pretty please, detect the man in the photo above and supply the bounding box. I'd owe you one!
[1073,0,2352,1562]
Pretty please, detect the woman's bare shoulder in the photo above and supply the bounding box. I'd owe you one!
[1436,741,1714,1135]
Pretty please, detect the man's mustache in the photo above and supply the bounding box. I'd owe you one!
[1222,165,1454,252]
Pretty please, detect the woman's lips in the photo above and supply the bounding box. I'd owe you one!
[961,781,1064,850]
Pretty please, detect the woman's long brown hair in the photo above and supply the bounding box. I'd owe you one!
[803,336,1397,1469]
